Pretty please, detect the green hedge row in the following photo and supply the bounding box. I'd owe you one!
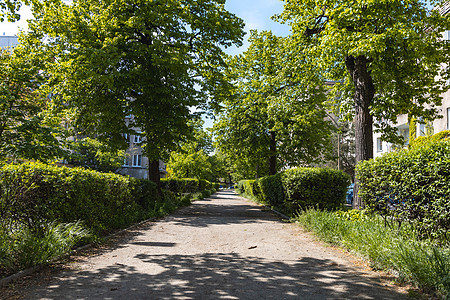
[357,138,450,242]
[160,178,218,194]
[0,162,174,236]
[238,168,350,215]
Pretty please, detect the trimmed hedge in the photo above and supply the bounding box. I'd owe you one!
[357,139,450,242]
[1,162,164,236]
[238,168,350,215]
[160,178,213,194]
[257,174,284,207]
[282,168,350,213]
[237,180,259,198]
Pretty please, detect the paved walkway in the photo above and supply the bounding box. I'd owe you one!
[17,191,408,299]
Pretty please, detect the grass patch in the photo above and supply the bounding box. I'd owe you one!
[294,209,450,298]
[0,221,91,278]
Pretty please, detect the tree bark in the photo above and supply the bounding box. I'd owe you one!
[269,131,277,175]
[345,55,375,209]
[148,159,161,188]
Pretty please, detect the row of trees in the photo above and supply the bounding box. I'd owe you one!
[1,0,245,186]
[1,0,449,205]
[214,0,449,207]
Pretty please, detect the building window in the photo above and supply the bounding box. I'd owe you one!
[123,133,130,142]
[447,107,450,130]
[377,138,383,152]
[123,156,130,166]
[132,154,142,167]
[418,123,426,137]
[134,134,142,144]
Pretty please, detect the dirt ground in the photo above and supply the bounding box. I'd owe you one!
[2,190,411,299]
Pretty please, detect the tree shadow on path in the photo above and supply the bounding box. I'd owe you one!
[23,252,408,300]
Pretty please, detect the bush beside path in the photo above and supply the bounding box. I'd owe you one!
[3,191,409,299]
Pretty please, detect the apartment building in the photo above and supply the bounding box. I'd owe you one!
[117,116,167,179]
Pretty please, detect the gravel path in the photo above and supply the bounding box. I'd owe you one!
[13,191,408,299]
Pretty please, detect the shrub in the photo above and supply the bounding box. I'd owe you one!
[236,180,246,193]
[357,139,450,242]
[161,178,198,193]
[257,174,284,207]
[237,168,349,215]
[160,178,213,194]
[0,162,160,235]
[282,168,350,213]
[409,130,450,148]
[237,180,261,199]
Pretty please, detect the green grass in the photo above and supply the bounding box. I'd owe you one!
[0,221,91,278]
[294,209,450,298]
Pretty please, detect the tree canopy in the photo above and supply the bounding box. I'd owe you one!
[0,44,66,162]
[214,30,333,178]
[0,0,27,22]
[24,0,244,185]
[278,0,450,207]
[167,120,213,180]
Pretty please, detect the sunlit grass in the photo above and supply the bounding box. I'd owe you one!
[294,209,450,298]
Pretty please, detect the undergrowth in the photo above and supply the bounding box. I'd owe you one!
[294,209,450,298]
[0,221,91,277]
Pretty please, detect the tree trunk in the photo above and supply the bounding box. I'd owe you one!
[345,55,375,209]
[148,159,161,188]
[269,131,277,175]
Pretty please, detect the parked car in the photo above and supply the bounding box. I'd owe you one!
[346,183,354,205]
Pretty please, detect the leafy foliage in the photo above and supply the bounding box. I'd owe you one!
[356,137,450,243]
[238,167,350,214]
[0,0,27,21]
[24,0,244,182]
[0,162,160,235]
[279,0,450,143]
[0,47,66,162]
[167,121,215,180]
[409,129,450,148]
[68,137,127,173]
[214,30,333,178]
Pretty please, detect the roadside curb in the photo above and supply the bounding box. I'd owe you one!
[0,216,157,288]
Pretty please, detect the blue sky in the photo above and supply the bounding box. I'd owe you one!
[224,0,290,54]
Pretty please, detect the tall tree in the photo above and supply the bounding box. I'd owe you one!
[0,44,66,162]
[214,30,333,177]
[278,0,450,207]
[25,0,244,186]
